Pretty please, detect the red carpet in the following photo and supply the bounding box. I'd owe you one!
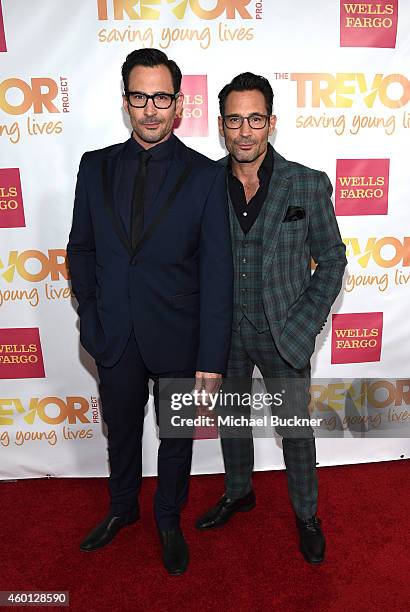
[1,460,408,612]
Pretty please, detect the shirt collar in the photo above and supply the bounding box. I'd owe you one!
[126,132,176,161]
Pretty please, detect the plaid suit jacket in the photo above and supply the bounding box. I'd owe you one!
[220,147,347,369]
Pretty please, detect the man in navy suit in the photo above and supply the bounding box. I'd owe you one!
[66,48,233,575]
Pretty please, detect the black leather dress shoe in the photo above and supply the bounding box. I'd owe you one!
[195,490,256,530]
[296,515,326,564]
[80,510,139,552]
[159,528,189,575]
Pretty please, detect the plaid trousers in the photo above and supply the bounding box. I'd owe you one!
[220,316,318,520]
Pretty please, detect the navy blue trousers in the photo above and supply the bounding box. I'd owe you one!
[96,328,195,531]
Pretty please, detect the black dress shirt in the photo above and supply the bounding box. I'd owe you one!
[116,132,176,241]
[227,143,274,234]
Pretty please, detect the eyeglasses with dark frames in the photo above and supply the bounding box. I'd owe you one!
[223,114,270,129]
[125,91,180,109]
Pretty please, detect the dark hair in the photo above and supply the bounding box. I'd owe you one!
[218,72,274,116]
[121,48,182,93]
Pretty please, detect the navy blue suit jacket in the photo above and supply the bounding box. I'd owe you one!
[66,136,233,373]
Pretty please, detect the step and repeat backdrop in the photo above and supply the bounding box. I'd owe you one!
[1,0,409,479]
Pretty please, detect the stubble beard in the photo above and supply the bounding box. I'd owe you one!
[230,143,263,164]
[132,118,172,145]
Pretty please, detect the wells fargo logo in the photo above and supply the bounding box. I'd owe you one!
[290,73,409,108]
[0,0,6,52]
[97,0,253,20]
[0,249,67,282]
[0,328,45,379]
[0,168,25,228]
[335,159,389,215]
[174,75,208,137]
[342,237,410,268]
[331,312,383,364]
[340,1,398,48]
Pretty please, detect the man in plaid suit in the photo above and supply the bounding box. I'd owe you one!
[195,73,347,564]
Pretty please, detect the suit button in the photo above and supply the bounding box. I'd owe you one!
[243,242,248,248]
[242,304,247,309]
[242,273,247,278]
[132,259,138,266]
[242,258,247,263]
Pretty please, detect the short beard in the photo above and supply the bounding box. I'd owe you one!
[230,149,261,164]
[132,122,171,145]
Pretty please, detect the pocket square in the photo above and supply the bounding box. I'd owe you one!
[283,206,306,222]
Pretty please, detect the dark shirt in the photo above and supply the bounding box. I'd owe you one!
[227,143,274,234]
[116,132,176,240]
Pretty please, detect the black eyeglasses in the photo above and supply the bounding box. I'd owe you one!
[223,114,270,129]
[125,91,180,109]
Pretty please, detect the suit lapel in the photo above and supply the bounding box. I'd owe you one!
[129,138,191,260]
[221,148,291,280]
[226,178,236,244]
[140,153,185,230]
[102,143,133,257]
[101,137,191,260]
[261,152,291,280]
[226,186,238,276]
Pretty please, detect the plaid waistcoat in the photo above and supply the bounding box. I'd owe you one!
[228,194,270,332]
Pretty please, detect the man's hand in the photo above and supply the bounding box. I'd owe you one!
[194,371,222,405]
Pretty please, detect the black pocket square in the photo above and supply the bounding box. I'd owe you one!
[283,206,306,222]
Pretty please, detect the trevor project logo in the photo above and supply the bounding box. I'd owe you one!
[331,312,383,364]
[96,0,253,20]
[0,169,25,228]
[335,159,389,216]
[0,328,46,379]
[340,1,398,48]
[174,75,208,137]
